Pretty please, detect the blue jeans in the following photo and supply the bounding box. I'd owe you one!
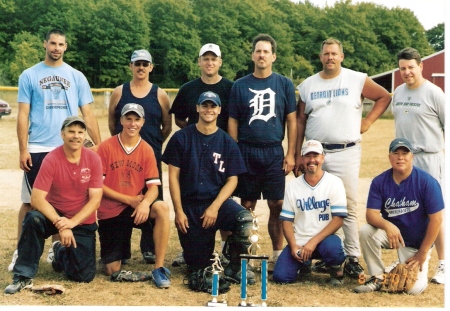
[13,210,97,283]
[272,234,345,283]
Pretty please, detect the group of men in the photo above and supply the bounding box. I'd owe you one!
[5,28,445,297]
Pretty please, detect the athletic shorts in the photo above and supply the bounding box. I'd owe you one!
[98,202,158,264]
[235,142,285,201]
[21,152,49,203]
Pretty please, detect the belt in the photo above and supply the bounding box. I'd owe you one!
[322,142,356,150]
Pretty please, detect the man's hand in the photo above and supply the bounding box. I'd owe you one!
[301,239,318,262]
[19,150,32,172]
[293,156,305,177]
[384,222,405,249]
[200,206,219,229]
[405,250,428,272]
[128,194,145,208]
[175,210,189,234]
[283,154,295,176]
[59,229,77,248]
[131,201,150,225]
[54,217,76,232]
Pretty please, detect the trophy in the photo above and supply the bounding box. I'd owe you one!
[207,251,228,307]
[239,210,269,307]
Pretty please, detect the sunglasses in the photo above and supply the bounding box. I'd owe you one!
[134,61,150,67]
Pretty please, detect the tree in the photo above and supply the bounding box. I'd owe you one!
[427,23,445,51]
[8,32,42,85]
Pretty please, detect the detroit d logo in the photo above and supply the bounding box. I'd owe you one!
[248,88,276,124]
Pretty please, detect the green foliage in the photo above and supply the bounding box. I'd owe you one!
[0,0,443,87]
[427,23,445,51]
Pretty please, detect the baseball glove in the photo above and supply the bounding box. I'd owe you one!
[83,138,94,148]
[31,284,65,295]
[380,263,419,293]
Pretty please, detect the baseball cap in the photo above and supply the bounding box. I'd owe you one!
[131,49,152,63]
[197,91,221,107]
[301,140,324,155]
[121,103,145,118]
[61,116,86,130]
[389,138,413,152]
[199,43,221,57]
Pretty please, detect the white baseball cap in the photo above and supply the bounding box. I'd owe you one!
[302,140,324,155]
[199,43,221,57]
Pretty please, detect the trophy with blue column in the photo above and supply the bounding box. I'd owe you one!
[207,251,227,307]
[239,210,269,307]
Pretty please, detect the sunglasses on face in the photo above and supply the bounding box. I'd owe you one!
[134,61,150,67]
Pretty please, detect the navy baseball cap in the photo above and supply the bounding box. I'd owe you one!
[61,116,86,130]
[197,91,221,107]
[131,49,152,63]
[389,138,413,152]
[121,103,145,118]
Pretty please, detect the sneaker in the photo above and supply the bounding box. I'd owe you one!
[224,264,255,285]
[51,241,63,273]
[267,255,279,273]
[311,260,329,274]
[152,267,171,288]
[297,261,312,276]
[143,252,156,264]
[384,259,399,274]
[172,251,186,267]
[344,256,364,279]
[46,246,54,263]
[184,267,230,293]
[110,270,152,282]
[4,278,33,294]
[7,250,18,272]
[329,264,344,286]
[431,264,445,284]
[353,276,383,293]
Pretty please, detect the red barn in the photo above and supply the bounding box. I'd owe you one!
[370,49,445,93]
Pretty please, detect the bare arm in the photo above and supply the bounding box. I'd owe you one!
[366,208,404,249]
[228,117,239,141]
[168,164,189,234]
[17,103,31,171]
[80,104,101,147]
[282,220,302,262]
[157,88,172,142]
[301,216,344,262]
[360,77,392,133]
[175,118,188,129]
[284,111,297,174]
[294,99,308,176]
[407,211,443,271]
[108,86,122,136]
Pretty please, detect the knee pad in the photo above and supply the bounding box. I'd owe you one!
[223,209,253,266]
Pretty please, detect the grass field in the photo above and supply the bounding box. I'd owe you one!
[0,92,444,308]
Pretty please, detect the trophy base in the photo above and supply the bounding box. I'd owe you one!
[207,301,228,307]
[238,302,267,307]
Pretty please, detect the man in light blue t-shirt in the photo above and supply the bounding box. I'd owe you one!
[8,29,101,272]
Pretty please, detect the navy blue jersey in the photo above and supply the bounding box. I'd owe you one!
[229,73,296,144]
[169,77,233,132]
[114,82,163,162]
[162,125,247,202]
[367,166,444,249]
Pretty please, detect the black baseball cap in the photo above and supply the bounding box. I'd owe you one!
[197,91,221,107]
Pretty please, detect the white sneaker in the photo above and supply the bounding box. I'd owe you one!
[171,251,186,267]
[431,264,444,284]
[268,255,279,273]
[384,259,399,274]
[8,249,18,272]
[46,247,54,263]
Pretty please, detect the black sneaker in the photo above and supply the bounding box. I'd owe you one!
[143,252,156,264]
[4,278,33,294]
[344,256,364,279]
[51,241,63,273]
[353,276,383,293]
[311,260,329,273]
[110,270,152,282]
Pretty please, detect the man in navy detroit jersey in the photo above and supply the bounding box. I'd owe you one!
[162,91,255,288]
[354,138,444,295]
[228,33,297,270]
